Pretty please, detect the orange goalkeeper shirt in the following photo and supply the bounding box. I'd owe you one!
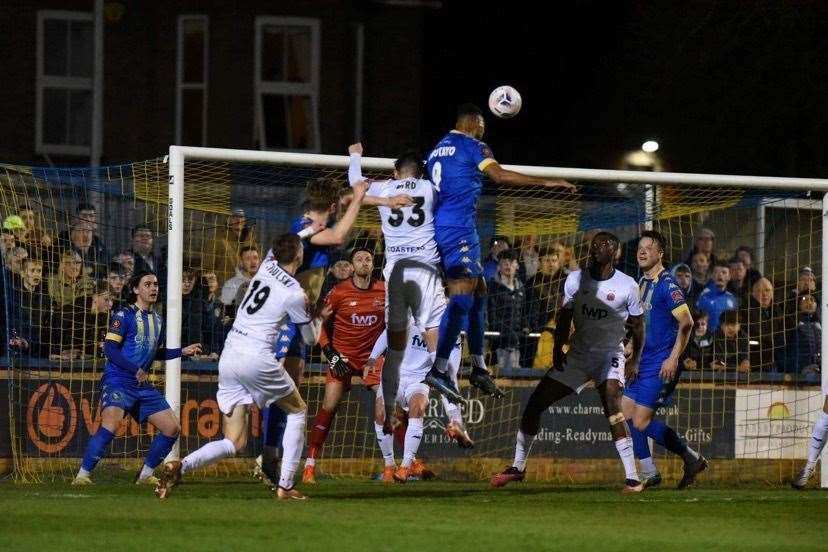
[319,278,386,371]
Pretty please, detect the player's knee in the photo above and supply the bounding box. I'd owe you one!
[287,411,307,431]
[231,433,247,452]
[163,421,181,438]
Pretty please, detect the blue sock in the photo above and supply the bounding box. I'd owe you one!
[628,420,651,460]
[144,433,178,469]
[467,294,487,356]
[436,293,473,361]
[81,427,115,473]
[644,418,688,456]
[264,403,287,449]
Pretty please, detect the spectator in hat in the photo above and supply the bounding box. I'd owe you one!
[201,208,258,283]
[484,235,512,281]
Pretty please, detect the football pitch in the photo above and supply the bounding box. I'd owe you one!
[1,479,826,551]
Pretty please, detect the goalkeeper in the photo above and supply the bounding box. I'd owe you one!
[302,248,393,483]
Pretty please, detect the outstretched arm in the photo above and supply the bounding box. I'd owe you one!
[484,162,575,192]
[309,180,369,247]
[348,143,413,208]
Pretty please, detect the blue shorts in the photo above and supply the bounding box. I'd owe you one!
[100,380,170,423]
[624,359,680,409]
[435,227,483,279]
[274,322,307,360]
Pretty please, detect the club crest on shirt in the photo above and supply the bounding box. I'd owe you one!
[111,319,121,329]
[606,291,615,301]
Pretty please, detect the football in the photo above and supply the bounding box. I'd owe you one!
[488,85,522,119]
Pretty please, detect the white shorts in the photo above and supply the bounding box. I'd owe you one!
[544,345,626,394]
[215,343,297,415]
[395,374,430,411]
[384,259,446,332]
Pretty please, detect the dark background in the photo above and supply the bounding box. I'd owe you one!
[421,1,827,177]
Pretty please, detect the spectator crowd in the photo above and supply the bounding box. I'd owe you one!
[0,201,821,380]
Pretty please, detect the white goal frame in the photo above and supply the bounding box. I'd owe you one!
[166,145,828,486]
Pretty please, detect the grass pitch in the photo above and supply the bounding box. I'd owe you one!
[1,478,826,551]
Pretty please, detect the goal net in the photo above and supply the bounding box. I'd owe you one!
[2,147,826,487]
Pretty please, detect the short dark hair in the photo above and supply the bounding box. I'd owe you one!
[713,261,730,270]
[691,308,708,321]
[728,257,745,266]
[349,246,374,262]
[673,264,691,275]
[132,224,152,237]
[640,230,666,252]
[735,245,753,258]
[127,270,158,303]
[593,231,620,246]
[239,245,259,258]
[497,249,519,263]
[394,150,424,178]
[720,309,739,326]
[23,256,43,268]
[182,267,197,279]
[76,202,95,214]
[271,233,302,265]
[457,103,483,120]
[107,262,124,275]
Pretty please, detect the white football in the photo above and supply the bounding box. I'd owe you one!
[488,85,522,119]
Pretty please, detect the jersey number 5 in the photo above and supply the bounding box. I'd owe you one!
[387,196,425,228]
[240,280,270,314]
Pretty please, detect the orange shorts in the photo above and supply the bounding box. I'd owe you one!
[325,355,384,391]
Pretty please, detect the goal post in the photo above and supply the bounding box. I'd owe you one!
[166,144,828,486]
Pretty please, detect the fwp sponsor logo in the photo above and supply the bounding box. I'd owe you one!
[581,303,608,319]
[351,313,379,326]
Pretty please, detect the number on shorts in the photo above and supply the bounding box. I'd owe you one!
[240,280,271,315]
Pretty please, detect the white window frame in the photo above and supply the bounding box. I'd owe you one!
[176,15,209,146]
[36,10,94,156]
[254,16,320,153]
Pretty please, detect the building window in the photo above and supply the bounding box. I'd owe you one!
[36,11,94,156]
[255,17,320,152]
[176,15,209,146]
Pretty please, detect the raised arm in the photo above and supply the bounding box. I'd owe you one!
[309,180,369,247]
[348,143,413,209]
[483,162,576,192]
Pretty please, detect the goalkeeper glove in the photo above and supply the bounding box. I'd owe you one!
[323,345,350,377]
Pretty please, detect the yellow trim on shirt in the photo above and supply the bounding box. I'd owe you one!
[105,332,124,343]
[671,303,691,319]
[478,158,497,172]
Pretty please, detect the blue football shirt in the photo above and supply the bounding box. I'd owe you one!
[426,131,496,230]
[104,304,164,387]
[639,269,689,373]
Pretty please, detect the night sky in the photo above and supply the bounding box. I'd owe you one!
[421,1,827,178]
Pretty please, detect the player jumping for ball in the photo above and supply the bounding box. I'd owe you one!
[491,232,647,492]
[424,103,575,402]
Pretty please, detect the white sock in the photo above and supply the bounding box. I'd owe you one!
[76,468,90,478]
[279,411,306,489]
[181,438,236,475]
[639,456,657,475]
[471,354,487,371]
[513,430,536,471]
[402,418,424,468]
[138,465,155,481]
[383,348,404,422]
[442,396,463,424]
[375,422,395,466]
[433,356,448,374]
[615,437,639,482]
[807,411,828,465]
